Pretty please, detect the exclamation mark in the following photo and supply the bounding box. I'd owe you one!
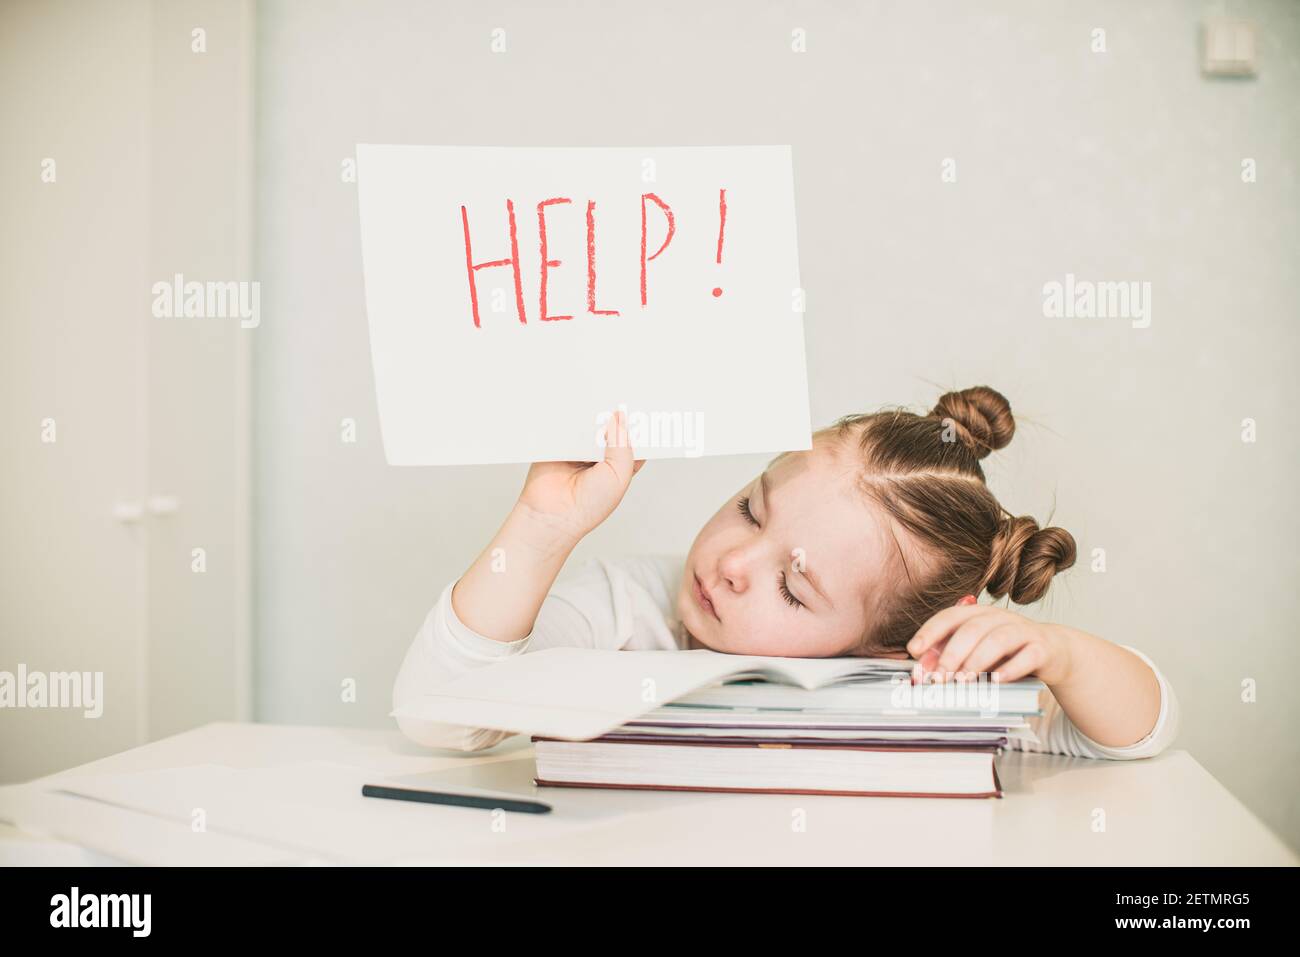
[712,188,727,298]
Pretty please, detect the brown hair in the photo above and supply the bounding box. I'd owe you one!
[821,386,1076,654]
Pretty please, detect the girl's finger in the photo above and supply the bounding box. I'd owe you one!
[602,410,636,484]
[935,614,998,675]
[991,644,1045,683]
[632,459,647,475]
[959,623,1026,678]
[907,604,989,658]
[910,643,946,684]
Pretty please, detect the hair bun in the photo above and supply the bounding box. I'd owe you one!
[984,516,1076,605]
[931,386,1015,460]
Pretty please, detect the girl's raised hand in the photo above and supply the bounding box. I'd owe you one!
[515,410,646,546]
[906,603,1074,687]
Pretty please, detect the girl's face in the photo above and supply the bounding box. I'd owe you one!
[676,441,912,659]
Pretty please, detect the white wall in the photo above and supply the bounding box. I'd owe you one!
[254,0,1300,849]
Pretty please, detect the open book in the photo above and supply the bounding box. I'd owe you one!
[390,647,1042,743]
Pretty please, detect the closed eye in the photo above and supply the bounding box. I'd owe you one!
[737,495,801,609]
[779,572,804,609]
[737,495,758,526]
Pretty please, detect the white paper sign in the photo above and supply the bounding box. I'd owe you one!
[356,145,810,466]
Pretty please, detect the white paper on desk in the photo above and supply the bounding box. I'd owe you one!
[356,144,810,466]
[45,759,652,865]
[390,647,914,741]
[0,781,298,866]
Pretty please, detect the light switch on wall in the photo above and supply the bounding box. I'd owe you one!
[1202,18,1257,76]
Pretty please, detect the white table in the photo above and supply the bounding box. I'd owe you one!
[1,722,1294,865]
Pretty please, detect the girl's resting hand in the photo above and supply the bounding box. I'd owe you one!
[906,604,1074,687]
[515,409,646,546]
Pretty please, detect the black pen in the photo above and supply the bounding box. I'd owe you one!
[361,783,552,814]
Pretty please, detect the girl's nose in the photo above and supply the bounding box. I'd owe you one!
[717,546,754,593]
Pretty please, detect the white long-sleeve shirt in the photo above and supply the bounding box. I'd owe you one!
[392,554,1180,760]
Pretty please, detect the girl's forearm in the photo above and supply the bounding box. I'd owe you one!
[1043,625,1162,748]
[450,503,582,643]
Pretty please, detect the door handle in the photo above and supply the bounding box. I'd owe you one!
[147,495,180,516]
[112,502,145,523]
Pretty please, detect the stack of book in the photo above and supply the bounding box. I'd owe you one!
[532,661,1043,799]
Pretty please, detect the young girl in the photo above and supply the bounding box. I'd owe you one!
[393,386,1179,759]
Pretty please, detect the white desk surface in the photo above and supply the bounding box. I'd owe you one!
[1,721,1294,866]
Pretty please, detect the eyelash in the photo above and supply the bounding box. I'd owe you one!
[737,496,804,610]
[737,496,758,526]
[779,572,804,610]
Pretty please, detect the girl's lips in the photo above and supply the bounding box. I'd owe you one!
[694,573,720,622]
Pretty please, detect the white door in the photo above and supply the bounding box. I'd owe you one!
[0,0,253,782]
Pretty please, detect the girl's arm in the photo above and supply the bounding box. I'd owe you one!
[451,410,643,643]
[391,411,644,751]
[906,605,1174,754]
[1026,624,1160,747]
[392,557,637,752]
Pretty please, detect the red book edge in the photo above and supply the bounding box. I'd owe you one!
[529,737,1005,799]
